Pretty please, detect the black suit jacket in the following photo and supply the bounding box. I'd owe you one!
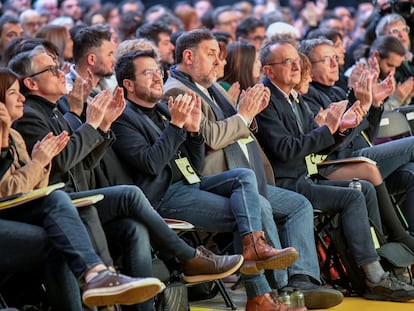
[304,82,383,160]
[256,77,340,190]
[111,100,205,208]
[13,95,111,192]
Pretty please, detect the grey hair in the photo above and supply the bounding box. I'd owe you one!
[116,38,161,61]
[9,45,47,78]
[375,13,407,37]
[298,38,334,62]
[260,39,294,67]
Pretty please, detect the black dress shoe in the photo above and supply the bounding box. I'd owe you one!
[284,276,344,309]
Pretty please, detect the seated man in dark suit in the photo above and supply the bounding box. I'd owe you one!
[255,39,414,302]
[300,36,414,244]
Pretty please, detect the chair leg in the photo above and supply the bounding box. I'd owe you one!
[214,279,237,310]
[0,292,8,308]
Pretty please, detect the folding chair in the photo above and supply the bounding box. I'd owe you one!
[375,110,412,144]
[393,105,414,134]
[372,111,411,230]
[165,220,238,310]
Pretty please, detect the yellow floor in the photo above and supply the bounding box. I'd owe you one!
[191,297,414,311]
[189,282,414,311]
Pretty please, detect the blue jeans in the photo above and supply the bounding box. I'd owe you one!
[262,185,320,289]
[157,168,272,298]
[0,190,102,278]
[70,185,198,311]
[0,219,82,311]
[158,168,262,235]
[69,185,196,262]
[353,136,414,235]
[105,219,152,311]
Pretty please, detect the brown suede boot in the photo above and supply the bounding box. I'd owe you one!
[241,231,299,274]
[246,293,307,311]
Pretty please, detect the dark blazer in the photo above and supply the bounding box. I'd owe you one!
[57,98,133,189]
[111,100,204,208]
[256,77,340,190]
[303,82,383,160]
[13,95,111,192]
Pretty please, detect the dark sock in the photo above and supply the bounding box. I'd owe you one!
[375,183,414,252]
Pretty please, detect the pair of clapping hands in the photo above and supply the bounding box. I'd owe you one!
[316,56,396,134]
[348,56,395,108]
[0,102,69,168]
[68,72,126,133]
[168,84,270,132]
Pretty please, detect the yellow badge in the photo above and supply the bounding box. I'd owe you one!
[175,157,201,184]
[305,153,327,176]
[239,135,254,145]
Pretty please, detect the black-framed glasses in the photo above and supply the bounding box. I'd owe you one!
[266,57,299,67]
[142,68,164,79]
[26,65,61,78]
[311,55,339,65]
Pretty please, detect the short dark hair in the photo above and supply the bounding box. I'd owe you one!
[136,22,171,45]
[236,17,265,39]
[0,15,20,36]
[175,28,215,64]
[115,49,157,94]
[370,35,406,59]
[72,24,112,64]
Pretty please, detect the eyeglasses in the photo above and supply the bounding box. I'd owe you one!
[26,65,61,78]
[389,26,410,35]
[311,55,339,65]
[142,68,164,79]
[266,57,299,67]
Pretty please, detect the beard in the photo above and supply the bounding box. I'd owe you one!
[94,67,114,78]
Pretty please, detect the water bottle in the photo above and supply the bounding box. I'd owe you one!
[290,289,305,307]
[349,177,362,191]
[280,291,291,306]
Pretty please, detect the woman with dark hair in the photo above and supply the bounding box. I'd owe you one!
[220,41,261,104]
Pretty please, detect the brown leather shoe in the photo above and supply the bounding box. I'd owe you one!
[182,246,243,283]
[241,231,299,274]
[246,293,307,311]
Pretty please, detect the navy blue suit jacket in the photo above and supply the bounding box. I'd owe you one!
[256,77,341,190]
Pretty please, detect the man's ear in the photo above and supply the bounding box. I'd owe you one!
[122,79,134,94]
[262,65,272,77]
[372,50,380,61]
[22,77,38,92]
[182,49,193,65]
[87,53,96,66]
